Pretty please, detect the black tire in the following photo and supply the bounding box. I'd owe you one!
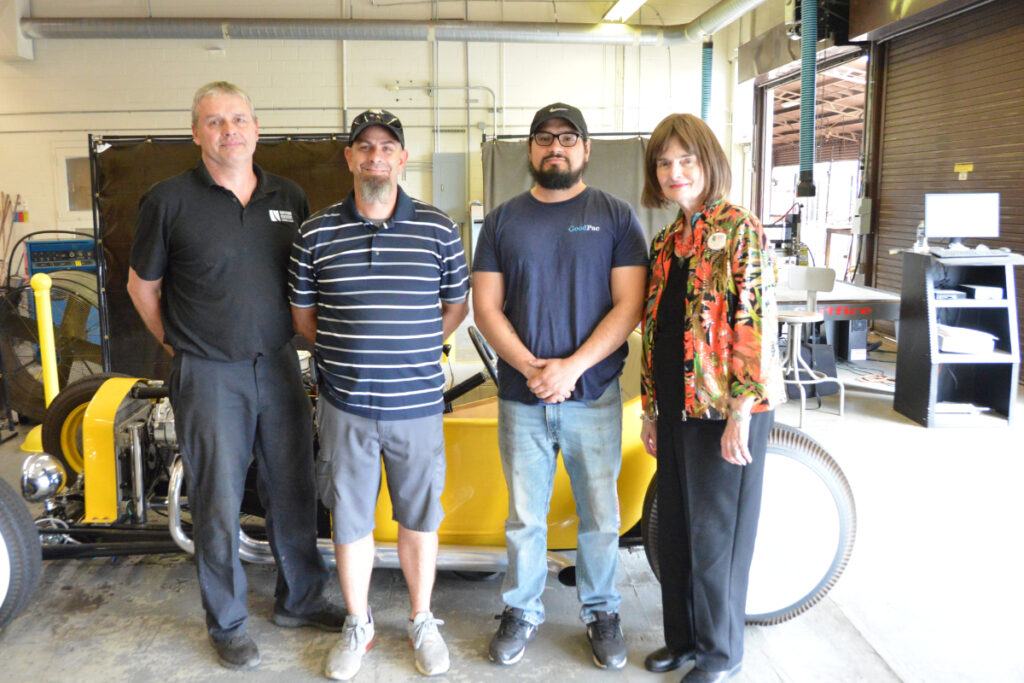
[0,477,42,630]
[41,373,126,475]
[641,423,856,626]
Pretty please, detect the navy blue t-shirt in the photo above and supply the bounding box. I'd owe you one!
[473,187,648,404]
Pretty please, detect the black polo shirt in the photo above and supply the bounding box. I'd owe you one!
[130,162,310,361]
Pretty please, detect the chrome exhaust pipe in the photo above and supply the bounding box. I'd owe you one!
[167,457,573,574]
[167,457,194,555]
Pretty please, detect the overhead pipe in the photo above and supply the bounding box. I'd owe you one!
[20,0,766,46]
[796,0,817,197]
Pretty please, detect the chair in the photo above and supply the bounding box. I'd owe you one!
[778,266,845,427]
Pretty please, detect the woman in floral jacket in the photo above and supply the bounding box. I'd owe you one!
[639,113,784,683]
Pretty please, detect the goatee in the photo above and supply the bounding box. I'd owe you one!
[359,176,393,204]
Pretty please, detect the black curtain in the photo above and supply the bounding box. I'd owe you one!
[91,134,353,380]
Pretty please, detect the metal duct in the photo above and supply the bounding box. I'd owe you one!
[20,0,766,46]
[664,0,767,43]
[796,0,817,197]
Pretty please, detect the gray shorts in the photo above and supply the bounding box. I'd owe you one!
[316,401,446,544]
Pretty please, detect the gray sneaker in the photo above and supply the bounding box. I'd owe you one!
[586,611,627,669]
[408,611,451,676]
[488,607,538,666]
[325,613,376,681]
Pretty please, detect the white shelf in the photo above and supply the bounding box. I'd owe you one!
[933,298,1008,309]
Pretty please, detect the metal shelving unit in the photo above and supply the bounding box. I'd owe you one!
[894,251,1023,427]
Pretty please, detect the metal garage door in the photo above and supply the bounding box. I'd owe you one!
[872,0,1024,345]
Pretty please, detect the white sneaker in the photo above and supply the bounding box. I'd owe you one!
[325,613,375,680]
[408,611,451,676]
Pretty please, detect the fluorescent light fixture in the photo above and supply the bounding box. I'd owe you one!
[603,0,648,23]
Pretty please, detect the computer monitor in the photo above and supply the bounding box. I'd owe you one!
[924,192,999,248]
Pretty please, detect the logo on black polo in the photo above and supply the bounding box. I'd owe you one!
[269,209,294,223]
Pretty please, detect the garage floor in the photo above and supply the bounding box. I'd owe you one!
[1,358,1022,682]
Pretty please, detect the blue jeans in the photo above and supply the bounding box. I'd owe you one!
[498,381,623,626]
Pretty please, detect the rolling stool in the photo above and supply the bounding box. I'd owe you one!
[779,266,845,427]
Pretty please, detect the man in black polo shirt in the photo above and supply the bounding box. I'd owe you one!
[127,81,342,670]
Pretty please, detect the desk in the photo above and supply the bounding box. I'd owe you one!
[776,280,901,323]
[776,282,901,393]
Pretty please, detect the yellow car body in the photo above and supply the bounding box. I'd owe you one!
[81,331,654,550]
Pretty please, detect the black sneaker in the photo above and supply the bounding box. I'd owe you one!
[488,607,538,665]
[272,602,347,632]
[210,633,261,670]
[586,611,627,670]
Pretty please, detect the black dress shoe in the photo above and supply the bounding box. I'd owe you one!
[644,646,697,673]
[210,633,261,670]
[682,662,742,682]
[272,602,347,632]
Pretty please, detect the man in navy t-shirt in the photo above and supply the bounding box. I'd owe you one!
[473,103,647,670]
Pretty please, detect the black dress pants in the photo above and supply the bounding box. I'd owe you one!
[656,411,773,671]
[169,341,329,641]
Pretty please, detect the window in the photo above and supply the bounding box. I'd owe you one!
[65,157,91,212]
[52,145,94,227]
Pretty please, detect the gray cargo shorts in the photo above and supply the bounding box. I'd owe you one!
[316,400,446,545]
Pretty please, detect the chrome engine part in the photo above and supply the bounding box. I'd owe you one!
[21,454,67,501]
[147,397,177,450]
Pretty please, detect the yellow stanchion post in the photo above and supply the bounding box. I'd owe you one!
[20,273,59,452]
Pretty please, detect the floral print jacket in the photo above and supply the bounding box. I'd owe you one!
[641,199,784,421]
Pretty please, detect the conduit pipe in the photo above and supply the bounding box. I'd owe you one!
[20,0,766,46]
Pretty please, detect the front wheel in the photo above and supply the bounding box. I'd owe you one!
[41,373,125,475]
[0,477,42,630]
[641,423,856,625]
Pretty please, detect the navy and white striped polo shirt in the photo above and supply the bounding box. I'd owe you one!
[289,187,469,420]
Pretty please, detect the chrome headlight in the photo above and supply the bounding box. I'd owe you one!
[21,454,67,501]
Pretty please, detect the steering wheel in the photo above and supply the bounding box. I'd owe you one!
[467,326,499,387]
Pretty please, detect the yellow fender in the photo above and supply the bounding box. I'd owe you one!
[82,377,140,523]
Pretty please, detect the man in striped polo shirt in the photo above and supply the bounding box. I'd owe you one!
[290,110,469,680]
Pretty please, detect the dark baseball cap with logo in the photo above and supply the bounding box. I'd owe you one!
[529,102,589,138]
[348,109,405,147]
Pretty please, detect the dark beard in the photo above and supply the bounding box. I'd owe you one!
[529,159,586,190]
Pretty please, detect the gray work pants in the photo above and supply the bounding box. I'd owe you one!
[169,341,329,641]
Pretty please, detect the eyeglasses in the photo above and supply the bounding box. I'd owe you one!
[531,131,583,147]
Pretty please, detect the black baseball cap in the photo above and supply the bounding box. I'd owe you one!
[529,102,588,138]
[348,109,405,147]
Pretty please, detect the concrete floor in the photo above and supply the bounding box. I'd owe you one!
[1,354,1023,682]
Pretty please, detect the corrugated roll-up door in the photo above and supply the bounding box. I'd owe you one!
[873,0,1024,343]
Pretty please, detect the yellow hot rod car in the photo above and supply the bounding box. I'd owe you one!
[0,328,855,631]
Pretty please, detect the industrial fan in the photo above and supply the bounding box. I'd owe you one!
[0,270,103,423]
